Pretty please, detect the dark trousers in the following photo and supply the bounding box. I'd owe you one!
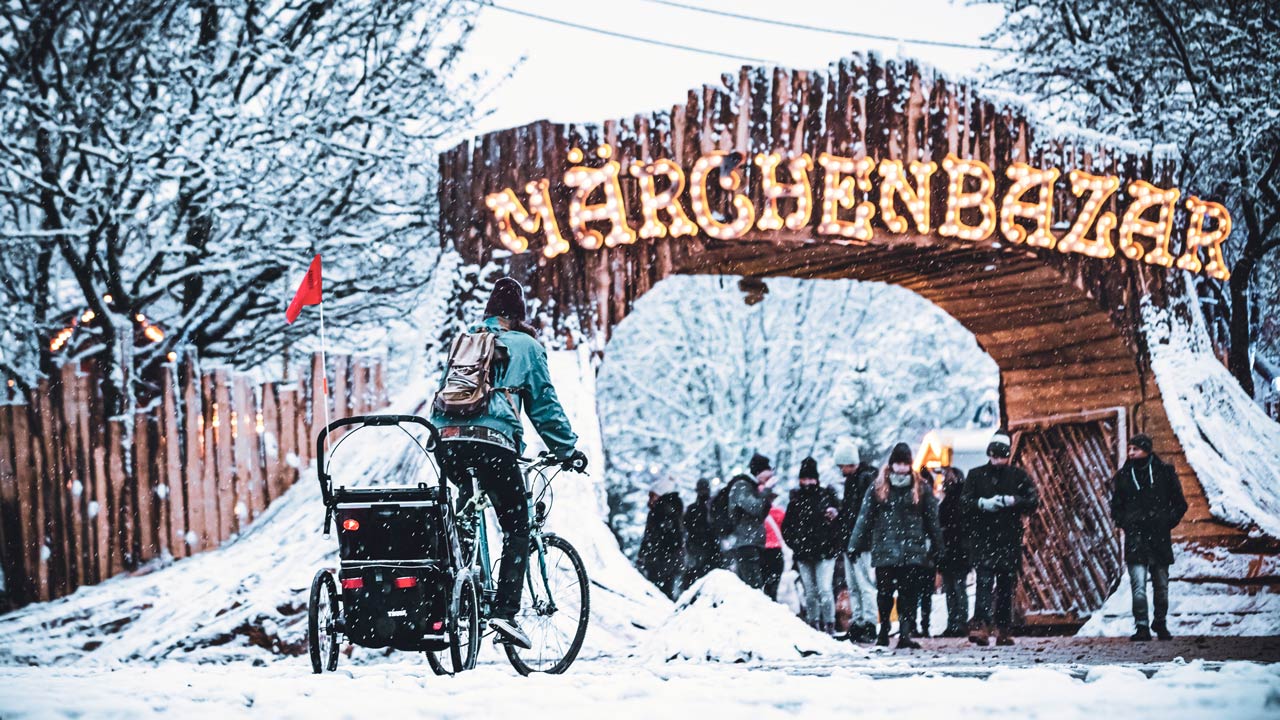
[941,569,970,632]
[761,547,784,600]
[875,566,927,635]
[728,546,765,590]
[972,565,1017,631]
[916,572,934,633]
[683,548,720,592]
[438,440,528,618]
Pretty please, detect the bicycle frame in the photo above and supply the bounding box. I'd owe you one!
[457,457,561,622]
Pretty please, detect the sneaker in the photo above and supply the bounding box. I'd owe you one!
[1129,627,1153,642]
[896,634,921,650]
[994,628,1015,646]
[490,618,532,649]
[968,622,990,646]
[1152,622,1173,641]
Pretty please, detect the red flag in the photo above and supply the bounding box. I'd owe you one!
[286,254,323,323]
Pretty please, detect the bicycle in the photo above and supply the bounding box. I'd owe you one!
[425,451,591,676]
[306,415,589,677]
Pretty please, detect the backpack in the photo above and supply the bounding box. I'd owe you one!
[710,475,751,539]
[433,329,508,418]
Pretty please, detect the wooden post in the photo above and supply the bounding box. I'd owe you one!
[0,404,21,607]
[13,405,46,601]
[212,369,236,539]
[105,419,130,575]
[133,413,156,563]
[261,382,282,502]
[200,368,221,546]
[183,360,207,554]
[277,386,300,490]
[160,365,184,559]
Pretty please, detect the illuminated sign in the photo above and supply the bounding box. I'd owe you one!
[483,145,1232,281]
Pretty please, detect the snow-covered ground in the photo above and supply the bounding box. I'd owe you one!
[2,656,1278,719]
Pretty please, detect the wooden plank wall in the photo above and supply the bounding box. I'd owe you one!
[0,352,387,611]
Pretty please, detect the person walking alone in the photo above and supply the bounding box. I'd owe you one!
[848,443,943,650]
[964,432,1039,647]
[682,479,720,591]
[834,439,878,642]
[935,466,971,637]
[1110,433,1187,641]
[781,457,841,633]
[636,477,685,599]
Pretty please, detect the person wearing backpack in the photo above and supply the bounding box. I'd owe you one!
[781,457,841,633]
[713,453,778,590]
[847,443,943,650]
[431,277,588,650]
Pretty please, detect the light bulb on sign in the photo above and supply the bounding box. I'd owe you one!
[1058,170,1120,258]
[630,159,698,239]
[1176,196,1232,280]
[999,162,1060,248]
[564,146,637,249]
[1119,180,1180,266]
[754,152,813,232]
[938,154,997,241]
[689,151,756,240]
[878,159,936,234]
[816,153,874,241]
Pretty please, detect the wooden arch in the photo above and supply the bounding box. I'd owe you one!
[439,56,1245,623]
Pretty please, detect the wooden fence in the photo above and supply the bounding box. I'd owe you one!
[0,352,387,610]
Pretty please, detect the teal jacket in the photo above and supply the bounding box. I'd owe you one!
[431,317,578,457]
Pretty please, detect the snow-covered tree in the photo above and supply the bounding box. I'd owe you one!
[0,0,486,413]
[985,0,1280,398]
[597,276,998,553]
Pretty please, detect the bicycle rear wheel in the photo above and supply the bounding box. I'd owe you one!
[504,533,589,675]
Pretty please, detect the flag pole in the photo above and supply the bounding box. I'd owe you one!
[317,297,334,463]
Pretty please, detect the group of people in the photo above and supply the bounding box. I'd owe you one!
[636,431,1189,650]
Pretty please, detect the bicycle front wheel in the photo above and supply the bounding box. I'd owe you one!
[504,533,589,675]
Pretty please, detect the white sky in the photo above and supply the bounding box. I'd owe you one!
[455,0,1006,136]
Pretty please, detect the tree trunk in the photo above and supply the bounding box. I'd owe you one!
[1228,273,1255,398]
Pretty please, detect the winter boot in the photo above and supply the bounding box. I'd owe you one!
[862,622,877,642]
[1129,627,1153,642]
[993,627,1015,646]
[1151,621,1173,641]
[875,624,891,647]
[967,621,990,646]
[918,618,931,639]
[896,625,921,650]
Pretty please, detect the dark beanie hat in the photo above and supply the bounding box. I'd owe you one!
[799,457,819,480]
[987,431,1012,459]
[749,453,771,476]
[484,277,527,322]
[1130,434,1153,454]
[888,442,913,467]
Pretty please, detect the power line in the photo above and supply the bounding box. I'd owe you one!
[482,2,781,65]
[640,0,1002,53]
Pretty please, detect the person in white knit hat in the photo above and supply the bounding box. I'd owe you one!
[833,438,879,643]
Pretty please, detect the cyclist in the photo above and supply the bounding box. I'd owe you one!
[432,277,588,650]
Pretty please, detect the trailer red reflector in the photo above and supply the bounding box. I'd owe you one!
[341,518,360,532]
[393,576,417,589]
[432,621,443,631]
[341,577,364,590]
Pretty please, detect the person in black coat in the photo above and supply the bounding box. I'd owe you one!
[935,466,971,637]
[636,477,685,599]
[781,457,841,633]
[1109,433,1188,641]
[963,432,1039,646]
[682,479,720,591]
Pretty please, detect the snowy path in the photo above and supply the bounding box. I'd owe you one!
[2,652,1278,719]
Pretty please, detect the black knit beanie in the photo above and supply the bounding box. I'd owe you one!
[749,453,771,476]
[484,277,527,322]
[1129,434,1153,454]
[888,442,913,467]
[799,457,818,480]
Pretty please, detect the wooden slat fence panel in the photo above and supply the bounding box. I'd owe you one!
[0,352,385,610]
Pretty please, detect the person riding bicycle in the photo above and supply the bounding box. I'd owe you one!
[431,277,588,650]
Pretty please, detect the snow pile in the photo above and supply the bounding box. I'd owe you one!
[0,351,670,665]
[630,570,861,664]
[1142,287,1280,539]
[1078,545,1280,637]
